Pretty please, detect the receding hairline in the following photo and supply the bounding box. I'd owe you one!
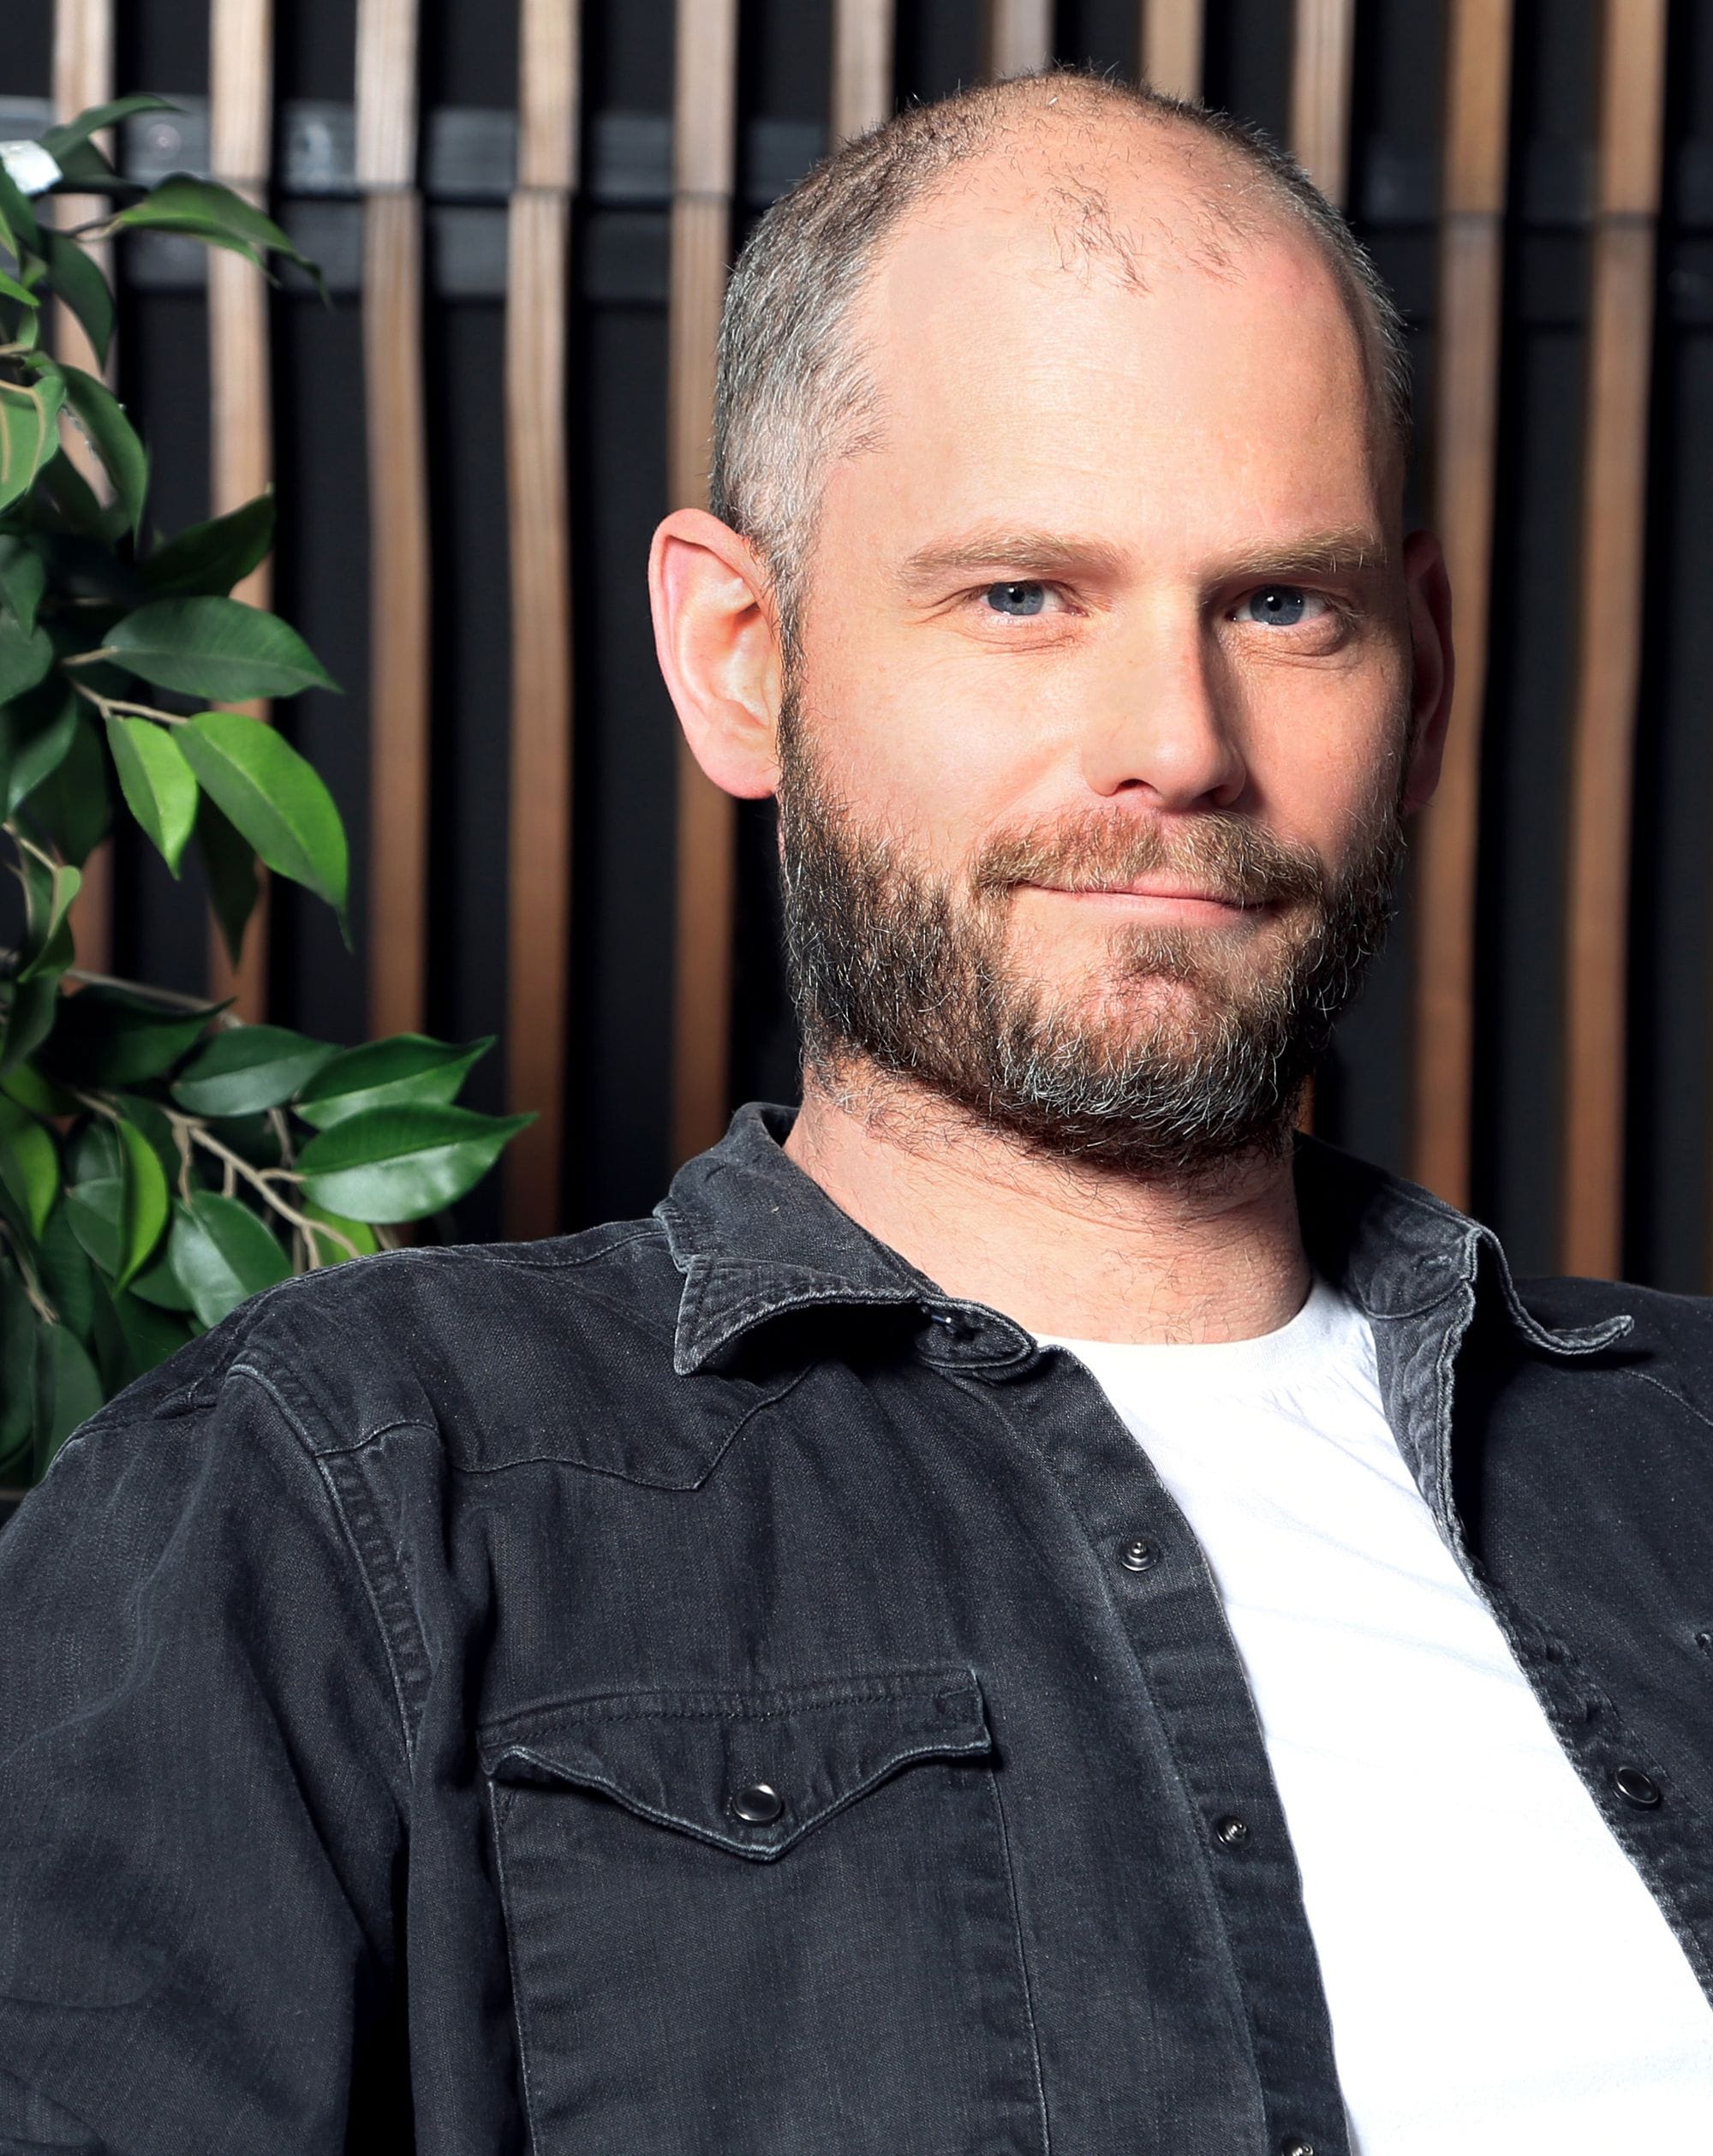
[710,69,1412,643]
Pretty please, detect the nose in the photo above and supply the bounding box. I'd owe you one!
[1079,600,1246,810]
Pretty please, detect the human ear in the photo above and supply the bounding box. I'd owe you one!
[1399,528,1454,816]
[648,508,784,801]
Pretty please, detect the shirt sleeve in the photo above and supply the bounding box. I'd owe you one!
[0,1347,411,2154]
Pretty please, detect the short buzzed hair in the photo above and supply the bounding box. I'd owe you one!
[710,69,1411,648]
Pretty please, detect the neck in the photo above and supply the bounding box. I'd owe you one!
[785,1060,1311,1346]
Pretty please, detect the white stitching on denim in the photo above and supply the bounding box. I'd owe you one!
[486,1776,545,2156]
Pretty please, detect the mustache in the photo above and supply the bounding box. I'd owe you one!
[970,810,1328,910]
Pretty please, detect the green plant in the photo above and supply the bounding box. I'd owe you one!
[0,98,528,1486]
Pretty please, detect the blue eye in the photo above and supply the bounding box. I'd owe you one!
[1238,585,1314,627]
[984,581,1047,617]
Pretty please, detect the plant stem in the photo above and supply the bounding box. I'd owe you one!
[69,680,188,727]
[169,1113,360,1263]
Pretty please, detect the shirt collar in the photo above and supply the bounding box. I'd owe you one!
[657,1101,1631,1375]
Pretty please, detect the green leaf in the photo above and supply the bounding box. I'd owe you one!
[104,596,337,702]
[0,373,65,516]
[0,616,53,704]
[104,715,197,874]
[42,139,121,192]
[110,177,324,295]
[0,682,78,818]
[39,983,218,1088]
[39,229,116,368]
[35,1200,96,1343]
[0,1094,59,1239]
[295,1033,495,1130]
[0,974,62,1078]
[171,1024,337,1117]
[15,851,81,985]
[0,1261,34,1460]
[2,1061,79,1118]
[0,160,41,254]
[114,1116,170,1287]
[110,1285,193,1377]
[295,1104,534,1224]
[142,492,275,599]
[126,1239,194,1311]
[63,1116,168,1290]
[0,537,49,636]
[195,792,260,970]
[36,1319,102,1467]
[40,94,181,161]
[59,366,147,534]
[179,711,348,918]
[35,448,129,545]
[18,707,109,865]
[168,1191,290,1329]
[0,269,38,308]
[299,1199,379,1263]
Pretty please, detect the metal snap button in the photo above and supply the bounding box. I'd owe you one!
[1613,1765,1662,1809]
[1119,1538,1159,1572]
[1280,2137,1315,2156]
[730,1782,785,1825]
[1214,1814,1250,1848]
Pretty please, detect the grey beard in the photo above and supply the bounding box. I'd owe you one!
[776,702,1405,1176]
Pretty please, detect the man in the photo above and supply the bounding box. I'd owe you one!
[3,69,1711,2156]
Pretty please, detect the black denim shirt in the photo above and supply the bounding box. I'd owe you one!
[4,1102,1713,2156]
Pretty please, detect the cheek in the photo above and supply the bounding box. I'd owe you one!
[1236,652,1411,848]
[792,644,1050,862]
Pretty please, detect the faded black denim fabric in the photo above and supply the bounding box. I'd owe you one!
[3,1102,1713,2156]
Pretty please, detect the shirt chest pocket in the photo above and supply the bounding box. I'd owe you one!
[480,1668,1047,2156]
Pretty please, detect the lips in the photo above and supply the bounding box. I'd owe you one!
[1030,881,1257,909]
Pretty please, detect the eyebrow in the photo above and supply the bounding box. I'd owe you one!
[896,522,1390,593]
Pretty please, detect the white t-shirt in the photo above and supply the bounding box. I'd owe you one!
[1042,1276,1713,2154]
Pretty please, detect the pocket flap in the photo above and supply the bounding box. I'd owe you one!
[480,1667,993,1860]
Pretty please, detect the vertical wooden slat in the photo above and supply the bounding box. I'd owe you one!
[987,0,1053,79]
[1143,1,1204,101]
[668,0,739,1165]
[52,0,114,976]
[1412,0,1514,1209]
[833,0,894,143]
[207,0,275,1021]
[356,0,431,1040]
[1286,0,1356,1141]
[1290,0,1357,207]
[1561,0,1668,1278]
[503,0,578,1237]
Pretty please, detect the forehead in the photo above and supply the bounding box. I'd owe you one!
[830,149,1389,556]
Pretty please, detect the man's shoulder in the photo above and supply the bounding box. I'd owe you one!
[1514,1269,1713,1384]
[98,1212,695,1465]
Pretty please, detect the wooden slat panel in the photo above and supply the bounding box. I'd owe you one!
[987,0,1053,78]
[504,0,578,1239]
[1411,0,1514,1208]
[668,0,739,1166]
[1561,0,1668,1277]
[1290,0,1356,207]
[361,190,432,1040]
[207,0,275,1020]
[52,0,114,977]
[833,0,894,143]
[1143,0,1204,101]
[356,0,420,188]
[356,0,430,1039]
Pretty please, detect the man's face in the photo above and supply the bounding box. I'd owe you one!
[777,150,1441,1169]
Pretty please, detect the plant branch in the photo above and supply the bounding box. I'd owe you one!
[169,1113,359,1263]
[69,680,188,727]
